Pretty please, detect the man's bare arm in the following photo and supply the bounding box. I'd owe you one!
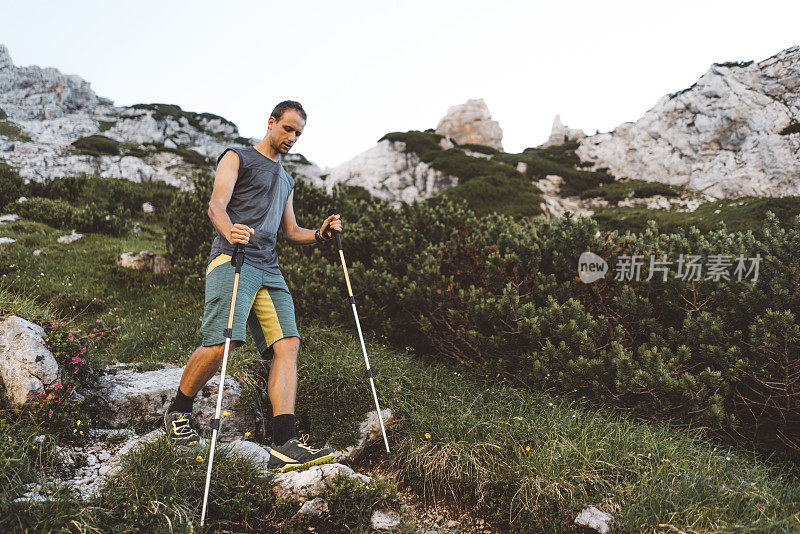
[208,150,254,245]
[280,190,341,245]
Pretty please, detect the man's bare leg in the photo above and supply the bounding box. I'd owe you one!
[178,341,244,396]
[268,336,300,416]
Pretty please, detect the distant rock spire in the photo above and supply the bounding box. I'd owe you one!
[435,98,504,151]
[542,114,586,147]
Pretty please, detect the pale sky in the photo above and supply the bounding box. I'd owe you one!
[2,0,799,169]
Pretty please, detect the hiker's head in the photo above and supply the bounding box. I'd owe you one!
[267,100,306,154]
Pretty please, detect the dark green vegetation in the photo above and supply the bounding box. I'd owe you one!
[0,118,29,141]
[71,133,211,166]
[380,130,545,217]
[780,120,800,135]
[71,134,121,157]
[580,178,684,203]
[2,166,178,236]
[594,195,800,234]
[132,103,237,132]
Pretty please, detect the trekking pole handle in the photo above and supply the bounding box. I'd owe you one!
[327,208,342,250]
[230,242,246,272]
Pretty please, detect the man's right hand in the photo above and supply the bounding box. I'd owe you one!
[228,223,254,245]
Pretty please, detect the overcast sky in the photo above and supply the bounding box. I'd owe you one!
[2,0,799,169]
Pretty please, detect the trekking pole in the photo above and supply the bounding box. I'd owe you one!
[200,243,246,528]
[327,208,392,462]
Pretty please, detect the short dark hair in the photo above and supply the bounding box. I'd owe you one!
[270,100,307,122]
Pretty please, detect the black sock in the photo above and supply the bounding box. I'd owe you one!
[273,413,296,446]
[168,387,195,414]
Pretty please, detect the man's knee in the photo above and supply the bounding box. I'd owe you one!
[269,336,300,358]
[204,340,244,358]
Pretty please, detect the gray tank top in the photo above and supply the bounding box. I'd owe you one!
[207,146,296,273]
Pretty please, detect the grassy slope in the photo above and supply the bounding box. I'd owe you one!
[1,218,799,532]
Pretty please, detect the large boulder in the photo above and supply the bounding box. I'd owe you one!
[84,364,253,441]
[435,98,504,151]
[0,316,59,404]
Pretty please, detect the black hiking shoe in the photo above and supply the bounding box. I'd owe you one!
[267,436,335,472]
[164,409,200,447]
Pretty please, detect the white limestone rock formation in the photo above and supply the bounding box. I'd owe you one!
[541,114,586,147]
[0,316,59,404]
[0,44,323,190]
[576,45,800,199]
[435,98,504,151]
[321,139,459,206]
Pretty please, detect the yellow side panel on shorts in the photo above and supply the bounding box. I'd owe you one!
[206,254,232,276]
[252,287,283,345]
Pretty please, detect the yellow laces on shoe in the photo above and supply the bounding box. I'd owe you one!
[297,434,321,453]
[172,414,193,436]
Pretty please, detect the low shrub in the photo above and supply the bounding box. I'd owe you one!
[71,135,121,157]
[5,197,129,235]
[0,159,25,206]
[580,178,684,202]
[0,120,29,141]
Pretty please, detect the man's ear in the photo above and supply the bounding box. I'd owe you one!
[267,115,275,130]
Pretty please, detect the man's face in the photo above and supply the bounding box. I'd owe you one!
[268,109,305,154]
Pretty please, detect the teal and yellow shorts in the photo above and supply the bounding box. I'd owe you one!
[200,253,301,355]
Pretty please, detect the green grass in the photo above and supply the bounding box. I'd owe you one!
[2,205,800,532]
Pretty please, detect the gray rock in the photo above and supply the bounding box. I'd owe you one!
[85,365,252,441]
[273,463,371,502]
[436,98,503,151]
[542,114,586,148]
[0,316,59,404]
[57,230,83,244]
[0,214,18,223]
[332,408,392,463]
[115,251,171,273]
[575,45,800,199]
[322,140,459,206]
[0,237,15,244]
[371,509,401,530]
[293,497,329,519]
[223,439,272,471]
[574,507,613,534]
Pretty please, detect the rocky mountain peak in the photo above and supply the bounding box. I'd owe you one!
[435,98,503,151]
[575,44,800,199]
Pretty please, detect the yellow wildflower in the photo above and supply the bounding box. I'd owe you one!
[76,420,81,426]
[244,432,251,437]
[196,455,203,462]
[223,411,231,417]
[424,433,431,439]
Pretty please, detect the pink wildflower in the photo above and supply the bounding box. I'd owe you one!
[48,409,53,418]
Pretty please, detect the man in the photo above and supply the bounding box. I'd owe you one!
[163,100,342,472]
